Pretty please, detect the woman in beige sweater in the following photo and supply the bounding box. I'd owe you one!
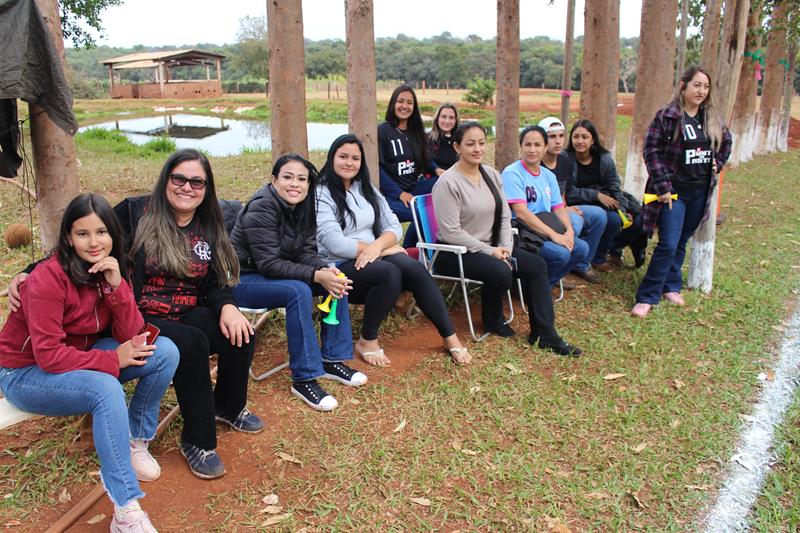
[431,122,582,357]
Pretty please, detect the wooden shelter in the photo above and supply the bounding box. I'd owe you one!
[102,49,225,99]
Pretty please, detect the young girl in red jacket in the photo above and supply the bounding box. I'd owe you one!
[0,194,179,533]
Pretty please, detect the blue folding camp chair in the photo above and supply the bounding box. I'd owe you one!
[410,194,526,341]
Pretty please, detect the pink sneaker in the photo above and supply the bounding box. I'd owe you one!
[630,303,652,318]
[130,440,161,482]
[663,292,685,306]
[111,501,157,533]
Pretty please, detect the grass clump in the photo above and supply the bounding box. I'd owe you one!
[141,136,177,154]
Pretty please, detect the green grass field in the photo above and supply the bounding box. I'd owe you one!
[0,108,798,531]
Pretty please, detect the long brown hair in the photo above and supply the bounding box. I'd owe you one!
[672,66,725,151]
[130,149,239,287]
[429,103,459,143]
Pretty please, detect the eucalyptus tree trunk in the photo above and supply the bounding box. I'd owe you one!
[560,0,576,126]
[715,0,751,121]
[754,0,789,154]
[676,0,690,83]
[31,0,79,250]
[777,40,797,152]
[624,0,679,200]
[728,3,763,166]
[700,0,723,78]
[494,0,520,172]
[345,0,379,184]
[580,0,620,154]
[267,0,308,157]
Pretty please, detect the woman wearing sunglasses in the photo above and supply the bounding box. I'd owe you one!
[116,148,263,480]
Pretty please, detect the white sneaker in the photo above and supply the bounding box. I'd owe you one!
[130,440,161,482]
[111,501,158,533]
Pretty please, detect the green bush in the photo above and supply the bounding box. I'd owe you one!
[142,136,177,154]
[463,78,496,108]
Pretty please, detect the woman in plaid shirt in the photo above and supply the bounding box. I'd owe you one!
[631,66,732,317]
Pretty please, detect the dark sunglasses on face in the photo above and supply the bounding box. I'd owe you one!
[169,173,207,190]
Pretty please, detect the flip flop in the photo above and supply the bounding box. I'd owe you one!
[446,346,472,365]
[355,345,391,367]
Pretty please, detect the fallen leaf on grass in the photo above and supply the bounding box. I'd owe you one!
[584,492,610,500]
[88,470,101,478]
[469,385,481,394]
[451,438,463,451]
[552,524,573,533]
[347,398,361,405]
[504,362,522,375]
[261,493,279,505]
[670,419,681,429]
[3,494,11,500]
[276,452,302,466]
[603,373,626,381]
[684,484,711,491]
[672,379,685,390]
[461,448,479,456]
[632,442,648,454]
[2,520,21,527]
[87,514,105,525]
[543,515,573,532]
[393,419,407,433]
[58,488,71,503]
[259,513,292,527]
[410,497,431,506]
[627,491,647,509]
[258,505,284,515]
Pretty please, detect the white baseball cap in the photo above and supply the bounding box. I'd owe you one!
[538,117,566,133]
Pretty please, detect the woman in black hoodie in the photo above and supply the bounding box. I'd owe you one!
[230,154,367,413]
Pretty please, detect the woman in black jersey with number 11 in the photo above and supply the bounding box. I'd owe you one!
[378,85,443,248]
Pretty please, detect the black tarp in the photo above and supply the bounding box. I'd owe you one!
[0,0,78,175]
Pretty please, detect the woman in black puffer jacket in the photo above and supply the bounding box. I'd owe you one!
[230,154,367,412]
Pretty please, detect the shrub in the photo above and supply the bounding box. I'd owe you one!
[463,78,496,108]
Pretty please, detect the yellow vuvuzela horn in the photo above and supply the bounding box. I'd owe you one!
[643,193,678,204]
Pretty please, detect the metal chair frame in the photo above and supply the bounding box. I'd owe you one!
[410,194,526,342]
[239,306,289,381]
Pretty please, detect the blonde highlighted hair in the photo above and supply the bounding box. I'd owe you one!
[672,65,725,152]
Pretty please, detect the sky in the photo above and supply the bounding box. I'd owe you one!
[92,0,644,48]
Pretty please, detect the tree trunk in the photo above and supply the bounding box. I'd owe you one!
[715,0,751,122]
[494,0,520,172]
[687,0,751,292]
[754,0,789,154]
[580,0,620,154]
[676,0,690,83]
[728,3,763,166]
[560,0,576,126]
[777,39,797,152]
[345,0,379,184]
[624,0,679,201]
[700,0,723,78]
[266,0,308,158]
[31,0,79,251]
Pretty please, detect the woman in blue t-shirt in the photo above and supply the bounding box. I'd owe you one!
[501,125,589,287]
[631,66,732,317]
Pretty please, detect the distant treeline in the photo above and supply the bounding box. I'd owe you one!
[65,33,644,98]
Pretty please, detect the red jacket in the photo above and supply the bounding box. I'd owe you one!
[0,256,144,377]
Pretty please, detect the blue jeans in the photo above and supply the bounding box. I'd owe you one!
[594,209,622,264]
[0,337,179,506]
[635,188,708,304]
[569,205,607,272]
[539,236,590,286]
[233,274,353,382]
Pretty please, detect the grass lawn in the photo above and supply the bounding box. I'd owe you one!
[0,112,798,531]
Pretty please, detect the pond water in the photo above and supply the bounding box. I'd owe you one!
[79,114,350,156]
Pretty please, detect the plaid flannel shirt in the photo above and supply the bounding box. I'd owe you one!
[640,102,732,235]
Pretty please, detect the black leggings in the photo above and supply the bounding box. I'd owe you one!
[149,306,254,450]
[339,252,455,341]
[435,247,561,345]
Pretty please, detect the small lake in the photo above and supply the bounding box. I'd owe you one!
[79,114,350,156]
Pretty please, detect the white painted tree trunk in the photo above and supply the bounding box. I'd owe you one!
[729,113,757,166]
[686,183,720,293]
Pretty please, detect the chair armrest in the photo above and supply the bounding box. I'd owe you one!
[415,242,468,254]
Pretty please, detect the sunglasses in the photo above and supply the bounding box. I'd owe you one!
[169,173,207,190]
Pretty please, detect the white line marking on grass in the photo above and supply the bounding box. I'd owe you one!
[701,310,800,532]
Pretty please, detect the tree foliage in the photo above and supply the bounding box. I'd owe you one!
[463,78,496,107]
[60,0,122,48]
